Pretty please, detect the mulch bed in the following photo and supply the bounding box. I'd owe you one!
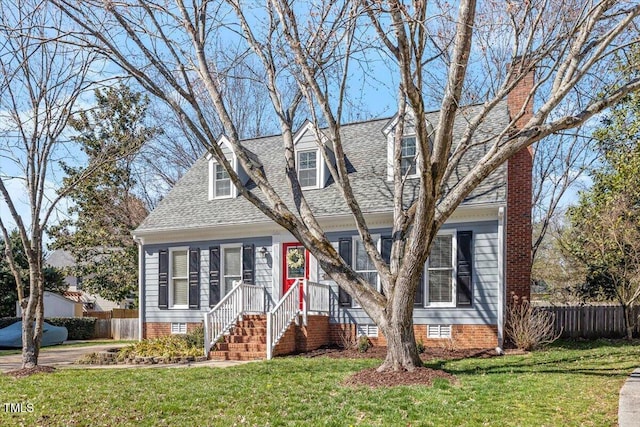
[5,365,56,379]
[343,366,457,388]
[305,345,498,388]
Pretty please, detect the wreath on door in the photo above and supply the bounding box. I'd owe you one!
[286,248,304,269]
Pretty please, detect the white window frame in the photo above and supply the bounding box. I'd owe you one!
[297,149,320,189]
[424,230,457,308]
[351,235,380,308]
[400,136,418,178]
[169,246,189,309]
[221,244,243,297]
[208,152,238,200]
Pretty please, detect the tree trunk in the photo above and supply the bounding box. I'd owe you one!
[378,318,423,372]
[622,304,634,341]
[21,257,44,368]
[377,287,423,372]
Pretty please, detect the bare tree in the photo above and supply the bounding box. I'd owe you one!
[0,0,136,368]
[52,0,640,371]
[531,130,596,262]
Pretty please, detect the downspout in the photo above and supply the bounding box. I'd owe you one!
[497,207,506,351]
[133,235,144,342]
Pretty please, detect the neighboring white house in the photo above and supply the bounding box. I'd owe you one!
[16,291,83,318]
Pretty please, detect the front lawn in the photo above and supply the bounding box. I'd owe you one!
[0,339,637,426]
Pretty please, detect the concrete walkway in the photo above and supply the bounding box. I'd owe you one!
[619,368,640,427]
[0,342,249,372]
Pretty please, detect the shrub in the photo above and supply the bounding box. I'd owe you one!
[505,296,561,351]
[46,317,96,340]
[357,335,371,353]
[337,328,358,350]
[117,333,203,361]
[0,317,96,340]
[416,339,426,354]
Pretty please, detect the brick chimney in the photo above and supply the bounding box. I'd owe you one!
[505,60,533,306]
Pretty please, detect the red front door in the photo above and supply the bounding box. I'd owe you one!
[282,243,309,308]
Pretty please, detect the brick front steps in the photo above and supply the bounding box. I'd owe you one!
[209,315,268,361]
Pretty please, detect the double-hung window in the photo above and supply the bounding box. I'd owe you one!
[214,163,232,198]
[297,150,318,188]
[170,248,189,308]
[426,233,456,306]
[400,136,417,176]
[353,239,378,307]
[222,246,242,296]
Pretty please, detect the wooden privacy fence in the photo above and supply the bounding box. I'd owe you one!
[90,309,139,340]
[536,305,640,338]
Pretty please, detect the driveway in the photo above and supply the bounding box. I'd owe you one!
[0,343,128,372]
[0,342,250,372]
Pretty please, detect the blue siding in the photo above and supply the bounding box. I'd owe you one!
[144,237,272,323]
[322,221,500,326]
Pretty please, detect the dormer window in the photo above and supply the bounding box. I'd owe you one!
[214,163,232,198]
[297,150,318,188]
[401,136,417,176]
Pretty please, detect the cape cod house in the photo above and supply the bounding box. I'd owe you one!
[133,81,533,361]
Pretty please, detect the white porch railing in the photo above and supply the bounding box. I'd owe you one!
[266,279,301,360]
[303,281,330,326]
[203,282,265,355]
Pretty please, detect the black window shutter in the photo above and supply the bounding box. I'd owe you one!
[415,272,425,307]
[188,248,200,309]
[242,244,255,285]
[381,237,393,264]
[457,231,473,307]
[338,238,352,307]
[209,246,221,307]
[380,237,393,296]
[158,249,169,309]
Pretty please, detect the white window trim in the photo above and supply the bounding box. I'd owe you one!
[297,149,321,190]
[400,136,419,178]
[424,230,457,308]
[386,134,420,181]
[169,246,189,309]
[220,244,243,297]
[351,235,380,309]
[209,158,238,200]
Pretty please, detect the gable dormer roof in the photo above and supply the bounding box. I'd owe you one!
[135,102,509,234]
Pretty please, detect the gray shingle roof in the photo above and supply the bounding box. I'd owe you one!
[135,102,508,233]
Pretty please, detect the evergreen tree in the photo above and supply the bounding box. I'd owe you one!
[49,85,156,303]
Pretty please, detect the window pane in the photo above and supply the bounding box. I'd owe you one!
[358,271,377,287]
[298,169,317,187]
[429,271,452,303]
[173,278,188,305]
[298,151,317,187]
[430,235,452,268]
[355,241,374,271]
[224,247,241,275]
[401,137,417,175]
[172,251,188,277]
[215,164,229,180]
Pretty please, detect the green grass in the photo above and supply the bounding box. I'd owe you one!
[0,339,638,426]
